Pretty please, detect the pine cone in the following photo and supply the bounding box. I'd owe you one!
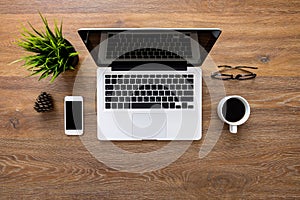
[34,92,54,112]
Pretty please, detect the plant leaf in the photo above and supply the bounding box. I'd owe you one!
[59,21,63,37]
[50,71,61,82]
[69,52,79,57]
[38,70,50,80]
[28,22,44,38]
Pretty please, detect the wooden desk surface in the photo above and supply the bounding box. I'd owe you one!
[0,0,299,199]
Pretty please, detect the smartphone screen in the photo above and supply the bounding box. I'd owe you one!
[66,101,82,130]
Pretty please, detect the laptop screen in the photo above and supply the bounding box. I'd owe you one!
[78,28,221,67]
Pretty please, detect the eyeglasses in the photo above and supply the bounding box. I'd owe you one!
[211,65,258,80]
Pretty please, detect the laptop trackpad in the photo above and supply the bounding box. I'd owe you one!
[132,113,167,139]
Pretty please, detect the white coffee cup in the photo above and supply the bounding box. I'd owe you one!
[217,95,250,134]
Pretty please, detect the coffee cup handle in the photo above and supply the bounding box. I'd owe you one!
[229,125,237,134]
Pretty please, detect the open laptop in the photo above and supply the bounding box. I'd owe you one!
[78,28,221,140]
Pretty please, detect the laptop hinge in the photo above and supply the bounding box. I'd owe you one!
[111,61,187,71]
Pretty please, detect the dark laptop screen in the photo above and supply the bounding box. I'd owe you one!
[78,29,221,67]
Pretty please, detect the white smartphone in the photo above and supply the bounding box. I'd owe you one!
[64,96,83,135]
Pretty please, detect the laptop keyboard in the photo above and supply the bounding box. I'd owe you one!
[104,74,194,109]
[106,33,193,59]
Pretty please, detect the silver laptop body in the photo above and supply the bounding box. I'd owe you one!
[78,28,221,140]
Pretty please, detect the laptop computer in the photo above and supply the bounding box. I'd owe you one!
[78,28,221,140]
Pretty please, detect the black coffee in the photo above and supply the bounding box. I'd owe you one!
[222,98,246,122]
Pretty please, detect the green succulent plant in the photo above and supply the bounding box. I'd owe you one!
[16,13,79,82]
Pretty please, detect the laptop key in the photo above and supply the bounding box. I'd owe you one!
[170,103,175,108]
[162,103,169,108]
[105,91,113,96]
[128,90,134,96]
[111,79,117,84]
[177,91,183,96]
[119,97,125,102]
[184,91,193,96]
[105,85,113,90]
[144,97,149,102]
[116,91,121,96]
[131,97,137,102]
[181,96,193,102]
[105,103,111,109]
[187,79,194,83]
[131,103,161,109]
[127,85,132,90]
[114,85,120,90]
[111,97,118,102]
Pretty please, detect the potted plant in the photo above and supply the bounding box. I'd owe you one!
[15,13,79,82]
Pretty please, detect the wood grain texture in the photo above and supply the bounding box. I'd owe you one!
[0,0,299,199]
